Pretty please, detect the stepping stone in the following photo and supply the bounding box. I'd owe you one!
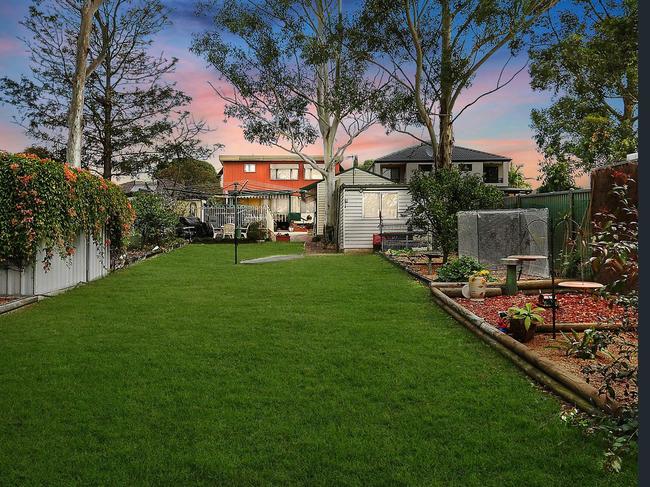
[240,254,304,264]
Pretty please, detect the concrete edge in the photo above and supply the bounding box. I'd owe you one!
[0,296,41,315]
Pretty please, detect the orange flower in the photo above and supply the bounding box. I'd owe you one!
[63,165,78,182]
[9,163,19,171]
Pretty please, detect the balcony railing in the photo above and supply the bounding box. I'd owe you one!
[483,176,504,184]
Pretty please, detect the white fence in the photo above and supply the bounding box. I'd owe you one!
[1,231,110,296]
[204,205,273,231]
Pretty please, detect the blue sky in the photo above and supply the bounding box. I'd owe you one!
[0,0,584,187]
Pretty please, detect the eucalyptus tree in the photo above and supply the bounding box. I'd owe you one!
[67,0,107,167]
[529,0,637,171]
[1,0,213,179]
[192,0,382,236]
[357,0,557,169]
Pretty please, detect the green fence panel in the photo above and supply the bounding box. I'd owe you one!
[503,190,592,276]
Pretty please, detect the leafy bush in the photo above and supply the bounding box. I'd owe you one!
[408,168,503,262]
[130,192,179,246]
[553,328,612,359]
[562,173,638,473]
[436,256,484,282]
[0,151,134,268]
[246,221,265,241]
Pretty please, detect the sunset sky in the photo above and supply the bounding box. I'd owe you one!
[0,0,586,188]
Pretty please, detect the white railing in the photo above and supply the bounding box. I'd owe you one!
[204,204,272,230]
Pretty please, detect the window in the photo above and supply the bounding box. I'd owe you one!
[381,166,401,183]
[418,164,433,173]
[244,163,256,173]
[458,163,473,173]
[270,164,299,180]
[362,192,398,219]
[304,165,324,180]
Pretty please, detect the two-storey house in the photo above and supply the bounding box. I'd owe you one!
[218,154,341,225]
[370,144,511,187]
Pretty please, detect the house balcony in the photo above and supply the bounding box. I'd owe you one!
[483,176,504,184]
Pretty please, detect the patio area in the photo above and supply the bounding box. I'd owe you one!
[0,244,637,485]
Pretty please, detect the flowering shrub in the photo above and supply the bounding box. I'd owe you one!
[1,151,134,269]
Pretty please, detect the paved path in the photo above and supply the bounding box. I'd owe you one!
[240,254,304,264]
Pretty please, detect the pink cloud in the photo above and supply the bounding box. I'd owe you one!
[0,38,20,56]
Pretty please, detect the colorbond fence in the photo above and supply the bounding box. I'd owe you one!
[503,189,592,275]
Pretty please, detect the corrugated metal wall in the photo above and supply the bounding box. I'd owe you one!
[504,189,592,269]
[315,169,393,235]
[0,231,110,297]
[338,187,412,250]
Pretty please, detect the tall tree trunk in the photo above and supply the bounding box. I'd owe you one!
[66,0,105,167]
[404,0,438,167]
[437,0,453,169]
[102,56,113,180]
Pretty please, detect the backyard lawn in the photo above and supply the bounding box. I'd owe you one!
[0,243,637,485]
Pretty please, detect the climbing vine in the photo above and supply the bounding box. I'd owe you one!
[1,151,134,269]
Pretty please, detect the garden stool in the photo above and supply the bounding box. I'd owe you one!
[501,258,519,295]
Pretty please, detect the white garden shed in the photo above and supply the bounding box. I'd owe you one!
[310,167,394,236]
[335,183,412,252]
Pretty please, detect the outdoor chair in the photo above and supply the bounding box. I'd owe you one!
[207,222,222,239]
[222,223,235,239]
[239,223,251,240]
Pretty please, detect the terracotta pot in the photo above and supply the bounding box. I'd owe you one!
[509,318,538,343]
[468,275,487,300]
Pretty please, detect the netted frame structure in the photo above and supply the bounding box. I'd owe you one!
[457,209,549,277]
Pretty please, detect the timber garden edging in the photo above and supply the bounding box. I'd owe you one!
[381,253,620,415]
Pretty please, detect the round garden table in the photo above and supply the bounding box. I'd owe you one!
[558,281,605,292]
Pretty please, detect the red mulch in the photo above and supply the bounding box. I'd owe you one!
[456,293,636,328]
[1,296,20,305]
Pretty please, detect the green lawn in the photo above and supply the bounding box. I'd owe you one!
[0,243,637,485]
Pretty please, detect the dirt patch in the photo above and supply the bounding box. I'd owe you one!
[527,332,638,406]
[305,240,338,254]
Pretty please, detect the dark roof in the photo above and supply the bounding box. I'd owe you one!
[300,166,394,191]
[375,144,511,163]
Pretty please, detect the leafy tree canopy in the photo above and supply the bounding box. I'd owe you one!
[0,0,215,180]
[508,163,532,189]
[155,158,221,196]
[529,0,637,172]
[537,160,576,193]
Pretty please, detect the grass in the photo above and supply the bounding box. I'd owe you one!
[0,243,637,485]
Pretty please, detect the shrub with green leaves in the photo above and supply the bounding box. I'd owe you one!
[0,151,134,268]
[436,256,484,282]
[246,221,265,241]
[130,191,179,246]
[407,168,503,262]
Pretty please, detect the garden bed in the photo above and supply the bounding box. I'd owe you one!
[456,293,636,329]
[387,253,540,281]
[383,252,636,414]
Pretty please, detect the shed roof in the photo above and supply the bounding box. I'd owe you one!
[375,144,511,163]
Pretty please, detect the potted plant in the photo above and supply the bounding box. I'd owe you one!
[507,303,544,342]
[468,269,490,299]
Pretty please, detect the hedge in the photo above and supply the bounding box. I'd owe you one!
[0,152,135,269]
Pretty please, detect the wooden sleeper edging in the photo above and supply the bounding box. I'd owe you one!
[430,286,620,415]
